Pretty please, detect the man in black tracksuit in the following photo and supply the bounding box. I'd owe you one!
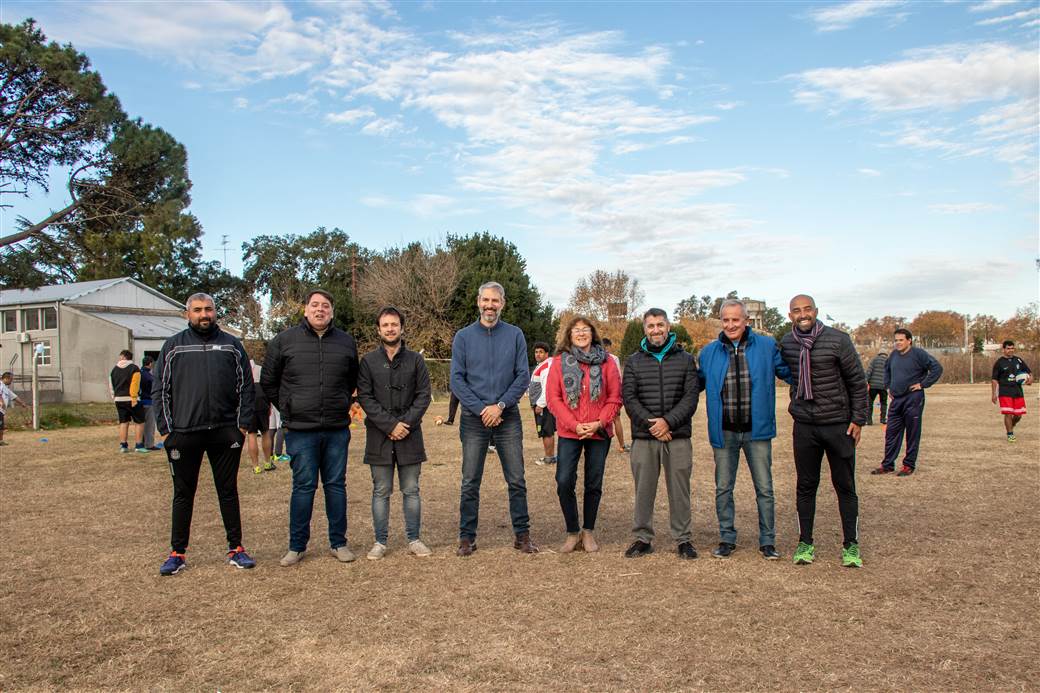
[261,289,359,567]
[621,308,700,560]
[154,292,256,576]
[780,294,868,568]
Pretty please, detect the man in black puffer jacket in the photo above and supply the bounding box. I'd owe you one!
[780,294,868,569]
[622,308,700,561]
[261,289,359,567]
[154,292,256,576]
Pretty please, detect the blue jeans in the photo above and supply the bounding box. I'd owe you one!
[370,462,421,544]
[458,406,530,541]
[555,436,609,533]
[712,431,775,546]
[286,428,349,552]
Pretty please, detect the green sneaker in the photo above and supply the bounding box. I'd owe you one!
[793,542,815,565]
[842,543,863,568]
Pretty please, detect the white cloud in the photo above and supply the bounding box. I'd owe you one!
[325,107,375,124]
[233,97,249,109]
[976,6,1040,24]
[858,168,882,176]
[928,202,1002,213]
[361,116,408,136]
[360,195,392,208]
[714,101,742,110]
[808,0,906,31]
[407,193,478,218]
[968,0,1021,12]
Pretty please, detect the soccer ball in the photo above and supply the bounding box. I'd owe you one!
[1015,373,1029,384]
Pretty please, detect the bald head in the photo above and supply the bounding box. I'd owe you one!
[789,294,815,310]
[788,294,819,332]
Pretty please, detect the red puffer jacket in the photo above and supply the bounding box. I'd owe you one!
[545,353,622,440]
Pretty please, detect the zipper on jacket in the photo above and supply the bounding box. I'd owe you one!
[657,355,665,419]
[318,332,325,428]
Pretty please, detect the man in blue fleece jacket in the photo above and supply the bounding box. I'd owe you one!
[450,281,538,555]
[873,328,943,476]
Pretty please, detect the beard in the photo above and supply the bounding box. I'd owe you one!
[381,335,402,346]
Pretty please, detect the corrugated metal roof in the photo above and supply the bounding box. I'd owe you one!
[90,312,188,339]
[0,278,126,306]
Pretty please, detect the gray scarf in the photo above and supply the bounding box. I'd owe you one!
[561,344,607,409]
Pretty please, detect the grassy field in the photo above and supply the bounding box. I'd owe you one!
[1,384,1037,691]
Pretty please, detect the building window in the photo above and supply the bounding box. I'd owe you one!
[42,307,57,330]
[1,310,15,333]
[22,308,40,331]
[35,340,52,366]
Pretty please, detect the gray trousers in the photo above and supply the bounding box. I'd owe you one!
[630,437,693,544]
[142,405,157,448]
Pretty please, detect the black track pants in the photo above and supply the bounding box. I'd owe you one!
[792,422,858,546]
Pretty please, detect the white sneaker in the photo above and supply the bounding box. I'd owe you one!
[280,550,305,567]
[367,543,387,560]
[331,545,357,563]
[408,539,432,557]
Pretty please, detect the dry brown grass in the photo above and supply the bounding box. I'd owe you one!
[1,384,1037,691]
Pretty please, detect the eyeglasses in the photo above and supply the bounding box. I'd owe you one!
[571,328,592,334]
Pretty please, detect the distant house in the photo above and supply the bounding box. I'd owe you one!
[0,278,200,403]
[743,298,766,332]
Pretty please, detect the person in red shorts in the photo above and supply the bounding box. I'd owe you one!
[992,340,1032,443]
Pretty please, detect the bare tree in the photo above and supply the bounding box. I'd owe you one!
[568,269,645,323]
[356,242,459,357]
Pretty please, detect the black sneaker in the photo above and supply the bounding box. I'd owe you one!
[677,542,698,560]
[759,545,780,560]
[712,542,736,558]
[624,540,653,558]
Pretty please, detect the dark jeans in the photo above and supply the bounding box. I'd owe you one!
[458,406,529,541]
[868,388,888,423]
[286,428,350,552]
[881,390,925,470]
[555,436,609,533]
[792,422,858,546]
[165,427,244,553]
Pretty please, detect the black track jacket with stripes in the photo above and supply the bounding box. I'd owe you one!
[154,325,255,436]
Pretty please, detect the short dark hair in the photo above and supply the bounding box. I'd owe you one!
[601,338,612,347]
[1,371,12,379]
[119,350,133,360]
[142,356,154,367]
[376,306,404,328]
[305,289,334,308]
[532,341,550,352]
[894,328,913,341]
[643,308,668,322]
[1002,339,1016,348]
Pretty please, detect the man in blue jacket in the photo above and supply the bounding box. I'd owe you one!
[450,281,537,556]
[873,328,943,476]
[699,299,791,560]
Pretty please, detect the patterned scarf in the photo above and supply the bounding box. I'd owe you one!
[721,332,751,426]
[561,344,607,409]
[790,320,824,400]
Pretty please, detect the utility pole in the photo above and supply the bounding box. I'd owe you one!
[221,234,229,269]
[31,343,42,430]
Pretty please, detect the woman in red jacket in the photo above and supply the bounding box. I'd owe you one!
[545,316,622,553]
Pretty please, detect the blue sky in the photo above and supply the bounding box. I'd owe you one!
[5,0,1038,325]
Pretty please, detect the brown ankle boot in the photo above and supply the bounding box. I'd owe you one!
[581,530,600,552]
[513,532,539,554]
[560,533,581,553]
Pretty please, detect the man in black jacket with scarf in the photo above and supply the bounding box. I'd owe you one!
[621,308,700,560]
[262,289,359,567]
[356,307,433,559]
[780,294,868,568]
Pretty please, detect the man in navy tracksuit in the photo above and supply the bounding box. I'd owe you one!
[154,292,256,575]
[873,328,943,476]
[450,281,537,556]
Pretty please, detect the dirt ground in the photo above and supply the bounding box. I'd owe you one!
[1,383,1037,691]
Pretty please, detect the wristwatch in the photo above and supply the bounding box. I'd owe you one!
[497,401,506,410]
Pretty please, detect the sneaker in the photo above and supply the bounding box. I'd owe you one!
[331,545,357,563]
[442,420,455,426]
[793,542,815,565]
[160,552,186,576]
[547,456,557,465]
[1007,434,1017,443]
[263,459,277,471]
[135,444,150,454]
[120,444,129,454]
[760,545,781,560]
[535,457,549,466]
[870,466,893,475]
[896,465,915,476]
[409,539,432,557]
[367,543,387,560]
[280,550,305,567]
[624,540,653,558]
[623,443,632,452]
[253,465,263,474]
[227,546,256,569]
[841,542,863,568]
[677,542,698,560]
[277,454,291,462]
[712,542,736,558]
